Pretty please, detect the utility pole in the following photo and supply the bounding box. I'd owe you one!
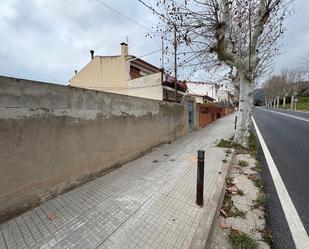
[161,35,164,87]
[161,36,164,69]
[173,25,178,103]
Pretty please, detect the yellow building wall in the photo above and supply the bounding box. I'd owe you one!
[69,56,129,94]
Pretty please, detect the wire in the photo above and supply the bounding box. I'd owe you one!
[93,0,162,51]
[93,0,151,32]
[127,49,162,62]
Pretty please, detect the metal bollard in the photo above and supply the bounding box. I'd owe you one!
[196,150,205,206]
[234,116,238,130]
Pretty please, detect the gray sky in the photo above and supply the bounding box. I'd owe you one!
[0,0,308,84]
[273,0,309,73]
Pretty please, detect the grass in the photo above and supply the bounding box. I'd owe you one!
[217,129,259,158]
[260,227,273,245]
[217,139,234,148]
[297,96,309,111]
[254,178,264,190]
[222,194,233,216]
[217,139,247,153]
[247,172,265,191]
[238,160,249,167]
[279,96,309,111]
[252,193,267,209]
[226,149,232,154]
[222,195,246,219]
[248,130,259,158]
[230,208,247,219]
[229,230,259,249]
[226,177,234,185]
[237,189,244,196]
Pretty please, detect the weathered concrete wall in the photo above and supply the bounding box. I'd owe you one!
[0,76,188,222]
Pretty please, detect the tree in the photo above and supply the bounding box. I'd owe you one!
[139,0,290,146]
[263,67,308,110]
[263,75,283,108]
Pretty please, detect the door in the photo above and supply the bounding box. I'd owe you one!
[188,101,194,132]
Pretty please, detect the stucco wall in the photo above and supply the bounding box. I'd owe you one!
[0,76,188,221]
[127,72,163,100]
[69,55,128,91]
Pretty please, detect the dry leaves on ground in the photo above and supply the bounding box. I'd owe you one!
[47,212,57,221]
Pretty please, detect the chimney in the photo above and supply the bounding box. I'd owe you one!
[90,50,94,60]
[120,42,128,56]
[74,70,78,75]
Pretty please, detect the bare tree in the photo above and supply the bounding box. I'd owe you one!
[139,0,290,145]
[263,67,308,110]
[263,75,284,108]
[286,68,304,110]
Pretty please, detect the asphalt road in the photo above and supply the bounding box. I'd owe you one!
[253,107,309,249]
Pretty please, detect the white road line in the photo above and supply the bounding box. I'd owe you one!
[256,108,309,123]
[252,117,309,249]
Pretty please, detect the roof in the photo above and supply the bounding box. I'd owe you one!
[163,74,187,92]
[126,55,161,72]
[95,55,161,72]
[186,81,218,85]
[187,93,215,102]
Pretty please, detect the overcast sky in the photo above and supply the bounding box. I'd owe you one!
[0,0,308,85]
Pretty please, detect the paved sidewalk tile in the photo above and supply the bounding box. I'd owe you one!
[0,114,235,249]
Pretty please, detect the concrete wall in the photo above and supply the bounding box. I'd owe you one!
[127,72,163,100]
[0,76,188,221]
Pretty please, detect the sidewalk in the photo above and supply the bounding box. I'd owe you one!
[0,114,236,249]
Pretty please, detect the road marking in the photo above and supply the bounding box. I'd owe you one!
[256,108,309,123]
[252,117,309,249]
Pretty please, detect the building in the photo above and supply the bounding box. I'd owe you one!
[186,81,219,101]
[186,81,235,105]
[187,93,215,104]
[69,43,186,102]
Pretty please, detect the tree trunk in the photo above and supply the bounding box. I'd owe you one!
[290,96,294,110]
[277,96,280,108]
[272,99,275,108]
[283,96,286,109]
[234,74,253,146]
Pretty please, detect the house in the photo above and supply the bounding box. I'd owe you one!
[217,88,235,108]
[187,93,215,104]
[186,81,219,101]
[69,43,186,102]
[186,81,235,105]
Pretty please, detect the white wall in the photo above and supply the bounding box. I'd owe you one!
[186,82,218,101]
[193,96,204,104]
[217,89,229,102]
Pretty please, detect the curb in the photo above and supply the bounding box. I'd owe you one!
[189,149,235,249]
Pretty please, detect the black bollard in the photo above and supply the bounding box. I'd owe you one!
[196,150,205,206]
[234,116,238,130]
